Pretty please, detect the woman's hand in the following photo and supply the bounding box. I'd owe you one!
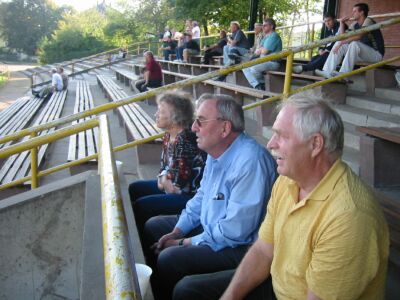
[159,175,181,194]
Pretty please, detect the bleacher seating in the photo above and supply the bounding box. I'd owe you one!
[68,81,99,174]
[0,90,68,185]
[96,75,162,164]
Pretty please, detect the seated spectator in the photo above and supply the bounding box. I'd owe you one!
[182,32,200,63]
[222,21,250,66]
[134,51,162,92]
[173,94,389,300]
[160,26,172,42]
[192,21,201,46]
[160,35,177,61]
[129,92,206,240]
[242,18,282,90]
[244,22,264,61]
[202,30,227,64]
[32,68,63,98]
[293,12,345,74]
[57,67,68,90]
[143,93,277,299]
[315,3,384,78]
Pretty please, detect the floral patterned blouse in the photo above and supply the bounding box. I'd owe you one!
[160,128,206,195]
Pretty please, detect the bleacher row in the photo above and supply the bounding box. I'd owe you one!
[1,47,399,298]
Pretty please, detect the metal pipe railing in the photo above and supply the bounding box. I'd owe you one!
[98,114,139,300]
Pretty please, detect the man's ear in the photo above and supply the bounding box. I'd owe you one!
[221,120,233,138]
[310,133,324,157]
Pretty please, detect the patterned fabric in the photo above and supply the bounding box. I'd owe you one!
[160,129,206,194]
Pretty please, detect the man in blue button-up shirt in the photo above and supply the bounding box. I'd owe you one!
[143,93,277,299]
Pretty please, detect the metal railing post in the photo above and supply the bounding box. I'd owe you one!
[283,52,294,98]
[30,132,38,189]
[308,23,315,59]
[98,115,139,300]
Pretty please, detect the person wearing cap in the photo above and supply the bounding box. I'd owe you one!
[222,21,250,66]
[242,18,282,90]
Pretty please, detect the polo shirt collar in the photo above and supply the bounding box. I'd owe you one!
[306,159,346,201]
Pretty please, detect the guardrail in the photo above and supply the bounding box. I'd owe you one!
[1,16,400,192]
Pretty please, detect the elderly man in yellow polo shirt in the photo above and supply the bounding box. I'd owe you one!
[172,95,389,300]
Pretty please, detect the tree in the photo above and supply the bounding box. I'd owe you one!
[0,0,68,55]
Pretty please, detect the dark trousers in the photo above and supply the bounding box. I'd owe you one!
[175,47,184,60]
[203,49,222,64]
[163,49,175,61]
[173,269,276,300]
[134,79,162,92]
[143,215,249,300]
[129,180,192,241]
[302,51,330,71]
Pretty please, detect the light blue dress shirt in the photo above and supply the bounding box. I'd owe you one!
[175,133,277,251]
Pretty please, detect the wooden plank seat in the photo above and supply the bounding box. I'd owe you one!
[161,69,278,129]
[115,69,137,88]
[68,81,99,174]
[0,96,45,152]
[357,126,400,188]
[158,59,223,76]
[96,75,162,164]
[0,90,68,186]
[265,70,348,104]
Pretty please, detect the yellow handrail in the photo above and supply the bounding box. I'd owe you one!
[1,16,400,192]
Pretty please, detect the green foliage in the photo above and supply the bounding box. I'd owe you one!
[38,7,137,63]
[0,71,9,88]
[0,0,68,55]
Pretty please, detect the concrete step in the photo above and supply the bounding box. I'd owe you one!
[375,87,400,102]
[343,122,362,151]
[346,92,400,116]
[334,104,400,127]
[342,146,359,175]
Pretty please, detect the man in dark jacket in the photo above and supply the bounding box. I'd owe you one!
[293,12,344,73]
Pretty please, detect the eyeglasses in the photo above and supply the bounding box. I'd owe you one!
[194,117,224,127]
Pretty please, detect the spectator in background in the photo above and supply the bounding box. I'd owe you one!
[315,2,384,78]
[192,20,201,46]
[223,21,250,66]
[173,95,389,300]
[130,92,206,242]
[182,32,200,63]
[185,19,193,32]
[51,67,63,92]
[242,18,282,90]
[57,67,68,90]
[202,30,227,64]
[245,22,264,60]
[160,35,177,61]
[134,51,162,92]
[293,12,344,73]
[143,94,277,299]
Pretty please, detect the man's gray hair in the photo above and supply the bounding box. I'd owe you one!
[279,94,344,155]
[156,91,194,128]
[197,94,244,132]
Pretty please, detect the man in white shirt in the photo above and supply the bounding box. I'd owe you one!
[51,68,63,92]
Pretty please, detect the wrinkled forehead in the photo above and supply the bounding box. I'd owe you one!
[196,100,218,117]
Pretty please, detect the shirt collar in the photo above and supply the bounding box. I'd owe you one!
[211,132,244,166]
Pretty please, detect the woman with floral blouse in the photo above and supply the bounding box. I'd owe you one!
[129,92,206,237]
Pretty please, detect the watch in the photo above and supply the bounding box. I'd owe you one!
[178,238,185,246]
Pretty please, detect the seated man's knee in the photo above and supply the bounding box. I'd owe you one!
[173,275,204,300]
[348,41,361,52]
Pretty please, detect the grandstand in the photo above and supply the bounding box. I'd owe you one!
[0,4,399,300]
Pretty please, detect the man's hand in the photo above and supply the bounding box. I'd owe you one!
[332,42,343,54]
[318,49,327,56]
[151,229,183,255]
[339,16,350,23]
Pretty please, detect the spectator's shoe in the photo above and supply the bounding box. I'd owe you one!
[315,69,332,79]
[331,71,351,82]
[215,75,227,82]
[292,65,303,74]
[254,83,265,90]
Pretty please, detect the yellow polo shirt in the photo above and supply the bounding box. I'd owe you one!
[259,160,389,299]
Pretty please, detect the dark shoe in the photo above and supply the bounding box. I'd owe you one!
[215,75,227,82]
[254,83,265,90]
